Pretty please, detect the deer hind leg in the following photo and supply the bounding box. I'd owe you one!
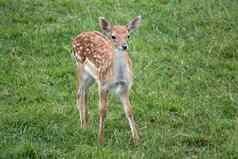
[76,64,94,128]
[98,83,109,145]
[119,89,139,144]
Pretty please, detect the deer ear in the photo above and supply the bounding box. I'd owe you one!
[99,17,112,33]
[127,16,142,33]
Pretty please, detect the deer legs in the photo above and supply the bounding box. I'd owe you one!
[77,80,139,144]
[120,91,139,144]
[97,84,139,145]
[77,87,89,128]
[76,64,94,128]
[98,84,109,145]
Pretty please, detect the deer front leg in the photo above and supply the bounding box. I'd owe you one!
[120,91,139,144]
[98,84,109,145]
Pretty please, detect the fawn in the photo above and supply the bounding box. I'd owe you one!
[72,16,142,144]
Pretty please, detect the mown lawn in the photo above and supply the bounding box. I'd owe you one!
[0,0,238,158]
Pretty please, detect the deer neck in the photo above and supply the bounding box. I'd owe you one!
[113,48,129,83]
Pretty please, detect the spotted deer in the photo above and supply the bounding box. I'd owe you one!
[72,16,142,144]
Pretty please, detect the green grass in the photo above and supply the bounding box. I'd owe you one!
[0,0,238,158]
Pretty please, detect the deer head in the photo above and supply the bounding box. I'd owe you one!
[99,16,142,51]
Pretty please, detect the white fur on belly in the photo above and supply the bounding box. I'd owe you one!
[84,59,97,80]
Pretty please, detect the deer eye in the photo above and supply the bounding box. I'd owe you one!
[111,35,116,39]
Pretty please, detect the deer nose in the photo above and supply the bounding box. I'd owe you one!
[122,43,128,50]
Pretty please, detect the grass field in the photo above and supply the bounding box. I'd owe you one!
[0,0,238,158]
